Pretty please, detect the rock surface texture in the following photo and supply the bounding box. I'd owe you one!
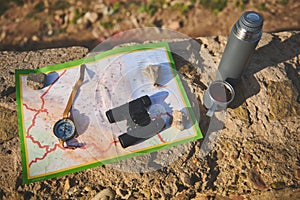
[0,32,299,199]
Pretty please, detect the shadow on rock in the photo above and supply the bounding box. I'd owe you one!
[229,32,300,108]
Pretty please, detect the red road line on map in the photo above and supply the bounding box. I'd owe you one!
[24,69,119,167]
[40,70,67,108]
[26,134,49,149]
[23,70,67,166]
[23,70,67,115]
[29,144,65,167]
[154,112,172,119]
[26,111,39,137]
[23,103,47,113]
[157,133,166,143]
[87,140,119,154]
[25,70,67,139]
[150,112,172,144]
[112,140,119,144]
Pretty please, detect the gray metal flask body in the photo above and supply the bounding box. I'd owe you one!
[217,11,263,80]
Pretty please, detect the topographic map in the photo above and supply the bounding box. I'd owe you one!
[16,42,202,183]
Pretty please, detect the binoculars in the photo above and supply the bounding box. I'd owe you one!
[106,95,165,148]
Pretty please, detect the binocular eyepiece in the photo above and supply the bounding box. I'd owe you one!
[106,95,152,127]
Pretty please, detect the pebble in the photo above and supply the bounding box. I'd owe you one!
[180,172,192,186]
[142,188,151,199]
[295,169,300,180]
[68,7,77,22]
[0,31,6,42]
[248,169,267,190]
[91,188,115,200]
[84,186,91,192]
[171,110,186,131]
[31,35,39,42]
[217,150,224,160]
[230,150,239,159]
[76,17,84,24]
[47,29,53,36]
[192,196,209,200]
[84,12,98,23]
[271,181,285,190]
[26,73,47,90]
[175,190,190,199]
[229,194,245,200]
[92,27,101,38]
[244,153,252,161]
[103,6,113,16]
[116,188,131,199]
[167,21,181,30]
[63,179,70,192]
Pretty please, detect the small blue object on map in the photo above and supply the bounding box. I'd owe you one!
[53,118,76,141]
[149,91,169,104]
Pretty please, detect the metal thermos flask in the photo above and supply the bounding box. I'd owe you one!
[217,11,263,80]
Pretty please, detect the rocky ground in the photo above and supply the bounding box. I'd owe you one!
[0,0,300,51]
[0,31,299,199]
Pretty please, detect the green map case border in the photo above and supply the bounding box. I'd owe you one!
[15,42,203,184]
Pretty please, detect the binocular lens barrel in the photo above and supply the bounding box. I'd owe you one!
[106,95,152,124]
[118,118,166,148]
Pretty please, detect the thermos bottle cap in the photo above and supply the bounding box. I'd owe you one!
[239,11,263,33]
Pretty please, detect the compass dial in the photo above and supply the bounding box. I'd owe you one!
[53,118,76,141]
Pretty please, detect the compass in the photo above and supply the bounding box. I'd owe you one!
[53,64,85,145]
[53,118,76,141]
